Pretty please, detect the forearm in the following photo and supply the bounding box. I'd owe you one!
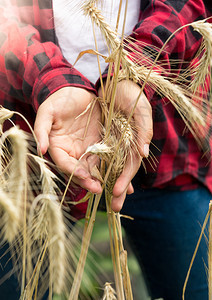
[0,2,97,111]
[124,0,208,100]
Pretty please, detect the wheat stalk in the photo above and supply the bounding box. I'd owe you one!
[117,213,133,300]
[68,193,102,300]
[70,3,139,299]
[86,102,135,299]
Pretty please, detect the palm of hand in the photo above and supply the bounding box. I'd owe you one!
[48,97,101,169]
[34,87,102,193]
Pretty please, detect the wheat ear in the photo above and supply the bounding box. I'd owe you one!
[88,108,135,195]
[27,155,66,297]
[87,105,135,299]
[102,282,117,300]
[0,127,28,242]
[0,188,20,242]
[0,106,14,133]
[190,20,212,93]
[45,195,66,295]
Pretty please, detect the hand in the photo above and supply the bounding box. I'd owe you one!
[99,80,153,212]
[34,86,102,194]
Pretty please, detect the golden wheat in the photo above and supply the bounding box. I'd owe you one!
[102,282,117,300]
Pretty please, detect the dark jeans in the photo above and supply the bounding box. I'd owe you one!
[0,243,20,300]
[121,186,210,300]
[0,243,48,300]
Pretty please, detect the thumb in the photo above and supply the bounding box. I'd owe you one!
[34,105,53,155]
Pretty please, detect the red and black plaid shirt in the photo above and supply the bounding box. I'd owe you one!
[0,0,211,218]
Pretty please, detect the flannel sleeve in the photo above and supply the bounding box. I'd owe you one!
[125,0,207,100]
[0,2,96,111]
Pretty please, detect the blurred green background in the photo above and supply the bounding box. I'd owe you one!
[79,211,150,300]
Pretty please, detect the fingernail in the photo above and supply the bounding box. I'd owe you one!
[144,144,149,157]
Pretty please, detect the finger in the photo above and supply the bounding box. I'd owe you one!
[72,176,102,194]
[111,182,133,212]
[126,182,134,194]
[49,146,89,177]
[34,106,53,155]
[49,147,102,194]
[86,154,100,175]
[111,152,141,211]
[111,190,127,212]
[113,154,141,198]
[134,93,153,157]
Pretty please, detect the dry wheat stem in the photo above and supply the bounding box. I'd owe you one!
[120,249,133,300]
[88,82,136,299]
[21,171,27,296]
[105,193,124,300]
[68,193,102,300]
[111,208,125,300]
[91,18,105,100]
[116,213,133,300]
[82,193,95,238]
[104,196,119,296]
[115,0,123,33]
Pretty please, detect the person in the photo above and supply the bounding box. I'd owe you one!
[0,0,211,299]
